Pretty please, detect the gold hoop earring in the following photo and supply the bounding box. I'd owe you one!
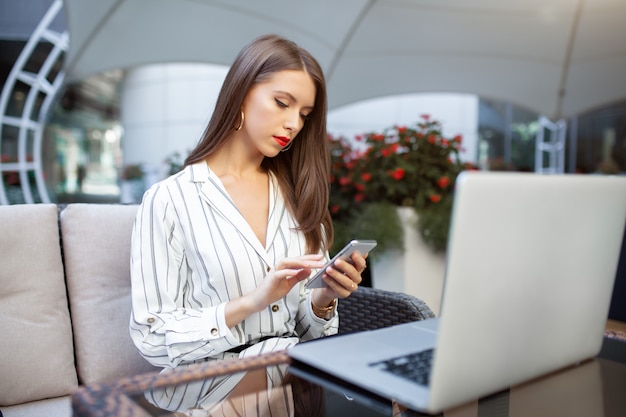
[235,111,244,131]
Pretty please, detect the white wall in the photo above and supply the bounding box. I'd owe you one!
[120,63,228,183]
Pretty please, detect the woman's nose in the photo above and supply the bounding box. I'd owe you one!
[284,111,301,132]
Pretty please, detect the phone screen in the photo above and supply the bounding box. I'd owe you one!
[304,240,377,289]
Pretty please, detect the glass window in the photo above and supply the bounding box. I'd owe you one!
[477,99,539,171]
[574,102,626,174]
[44,70,123,202]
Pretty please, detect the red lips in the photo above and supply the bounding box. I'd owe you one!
[274,136,290,147]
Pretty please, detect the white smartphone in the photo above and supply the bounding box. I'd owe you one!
[304,240,377,289]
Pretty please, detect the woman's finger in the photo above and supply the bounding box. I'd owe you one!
[322,266,358,296]
[275,254,325,271]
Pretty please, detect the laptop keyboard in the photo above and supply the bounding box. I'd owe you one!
[369,348,434,386]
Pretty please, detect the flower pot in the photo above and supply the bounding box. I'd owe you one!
[370,206,446,315]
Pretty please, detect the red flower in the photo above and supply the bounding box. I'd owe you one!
[381,143,399,157]
[437,176,450,188]
[339,177,351,186]
[389,168,405,181]
[331,204,340,214]
[327,116,467,253]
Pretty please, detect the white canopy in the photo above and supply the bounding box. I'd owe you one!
[62,0,626,119]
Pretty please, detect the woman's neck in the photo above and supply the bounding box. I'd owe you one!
[205,139,265,180]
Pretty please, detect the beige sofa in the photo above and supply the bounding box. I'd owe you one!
[0,204,158,417]
[0,203,436,417]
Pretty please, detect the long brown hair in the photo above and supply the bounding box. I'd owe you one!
[185,34,333,254]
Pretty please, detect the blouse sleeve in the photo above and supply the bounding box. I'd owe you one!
[295,288,339,341]
[129,185,240,368]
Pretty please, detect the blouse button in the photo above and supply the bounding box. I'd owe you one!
[267,266,271,272]
[147,317,155,324]
[210,328,218,336]
[271,305,279,312]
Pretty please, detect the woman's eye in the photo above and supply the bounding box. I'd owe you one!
[300,113,311,121]
[275,98,288,108]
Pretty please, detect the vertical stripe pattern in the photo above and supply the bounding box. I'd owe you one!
[129,162,337,412]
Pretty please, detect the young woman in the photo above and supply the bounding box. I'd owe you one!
[129,34,367,414]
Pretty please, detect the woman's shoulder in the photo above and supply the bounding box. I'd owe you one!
[158,162,210,187]
[142,164,201,201]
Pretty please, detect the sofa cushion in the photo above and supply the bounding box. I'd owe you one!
[0,204,78,406]
[0,395,70,417]
[60,204,159,385]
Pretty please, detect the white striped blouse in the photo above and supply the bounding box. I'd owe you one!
[129,162,338,371]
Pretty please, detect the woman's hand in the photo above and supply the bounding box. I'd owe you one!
[311,251,367,309]
[225,254,325,327]
[255,254,326,306]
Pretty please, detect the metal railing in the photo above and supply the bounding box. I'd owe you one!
[0,0,68,204]
[535,116,567,174]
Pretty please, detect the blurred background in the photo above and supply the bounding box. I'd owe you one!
[1,0,624,206]
[1,0,624,326]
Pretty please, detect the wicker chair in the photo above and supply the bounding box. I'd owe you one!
[338,286,436,334]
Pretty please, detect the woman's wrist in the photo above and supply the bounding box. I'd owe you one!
[311,289,337,318]
[311,298,336,318]
[225,293,264,328]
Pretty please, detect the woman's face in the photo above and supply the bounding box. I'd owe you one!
[240,70,316,157]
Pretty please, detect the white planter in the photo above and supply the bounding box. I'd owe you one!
[371,206,446,316]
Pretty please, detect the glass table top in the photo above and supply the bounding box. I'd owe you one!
[72,337,626,417]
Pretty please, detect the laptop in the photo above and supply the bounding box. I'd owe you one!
[288,171,626,414]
